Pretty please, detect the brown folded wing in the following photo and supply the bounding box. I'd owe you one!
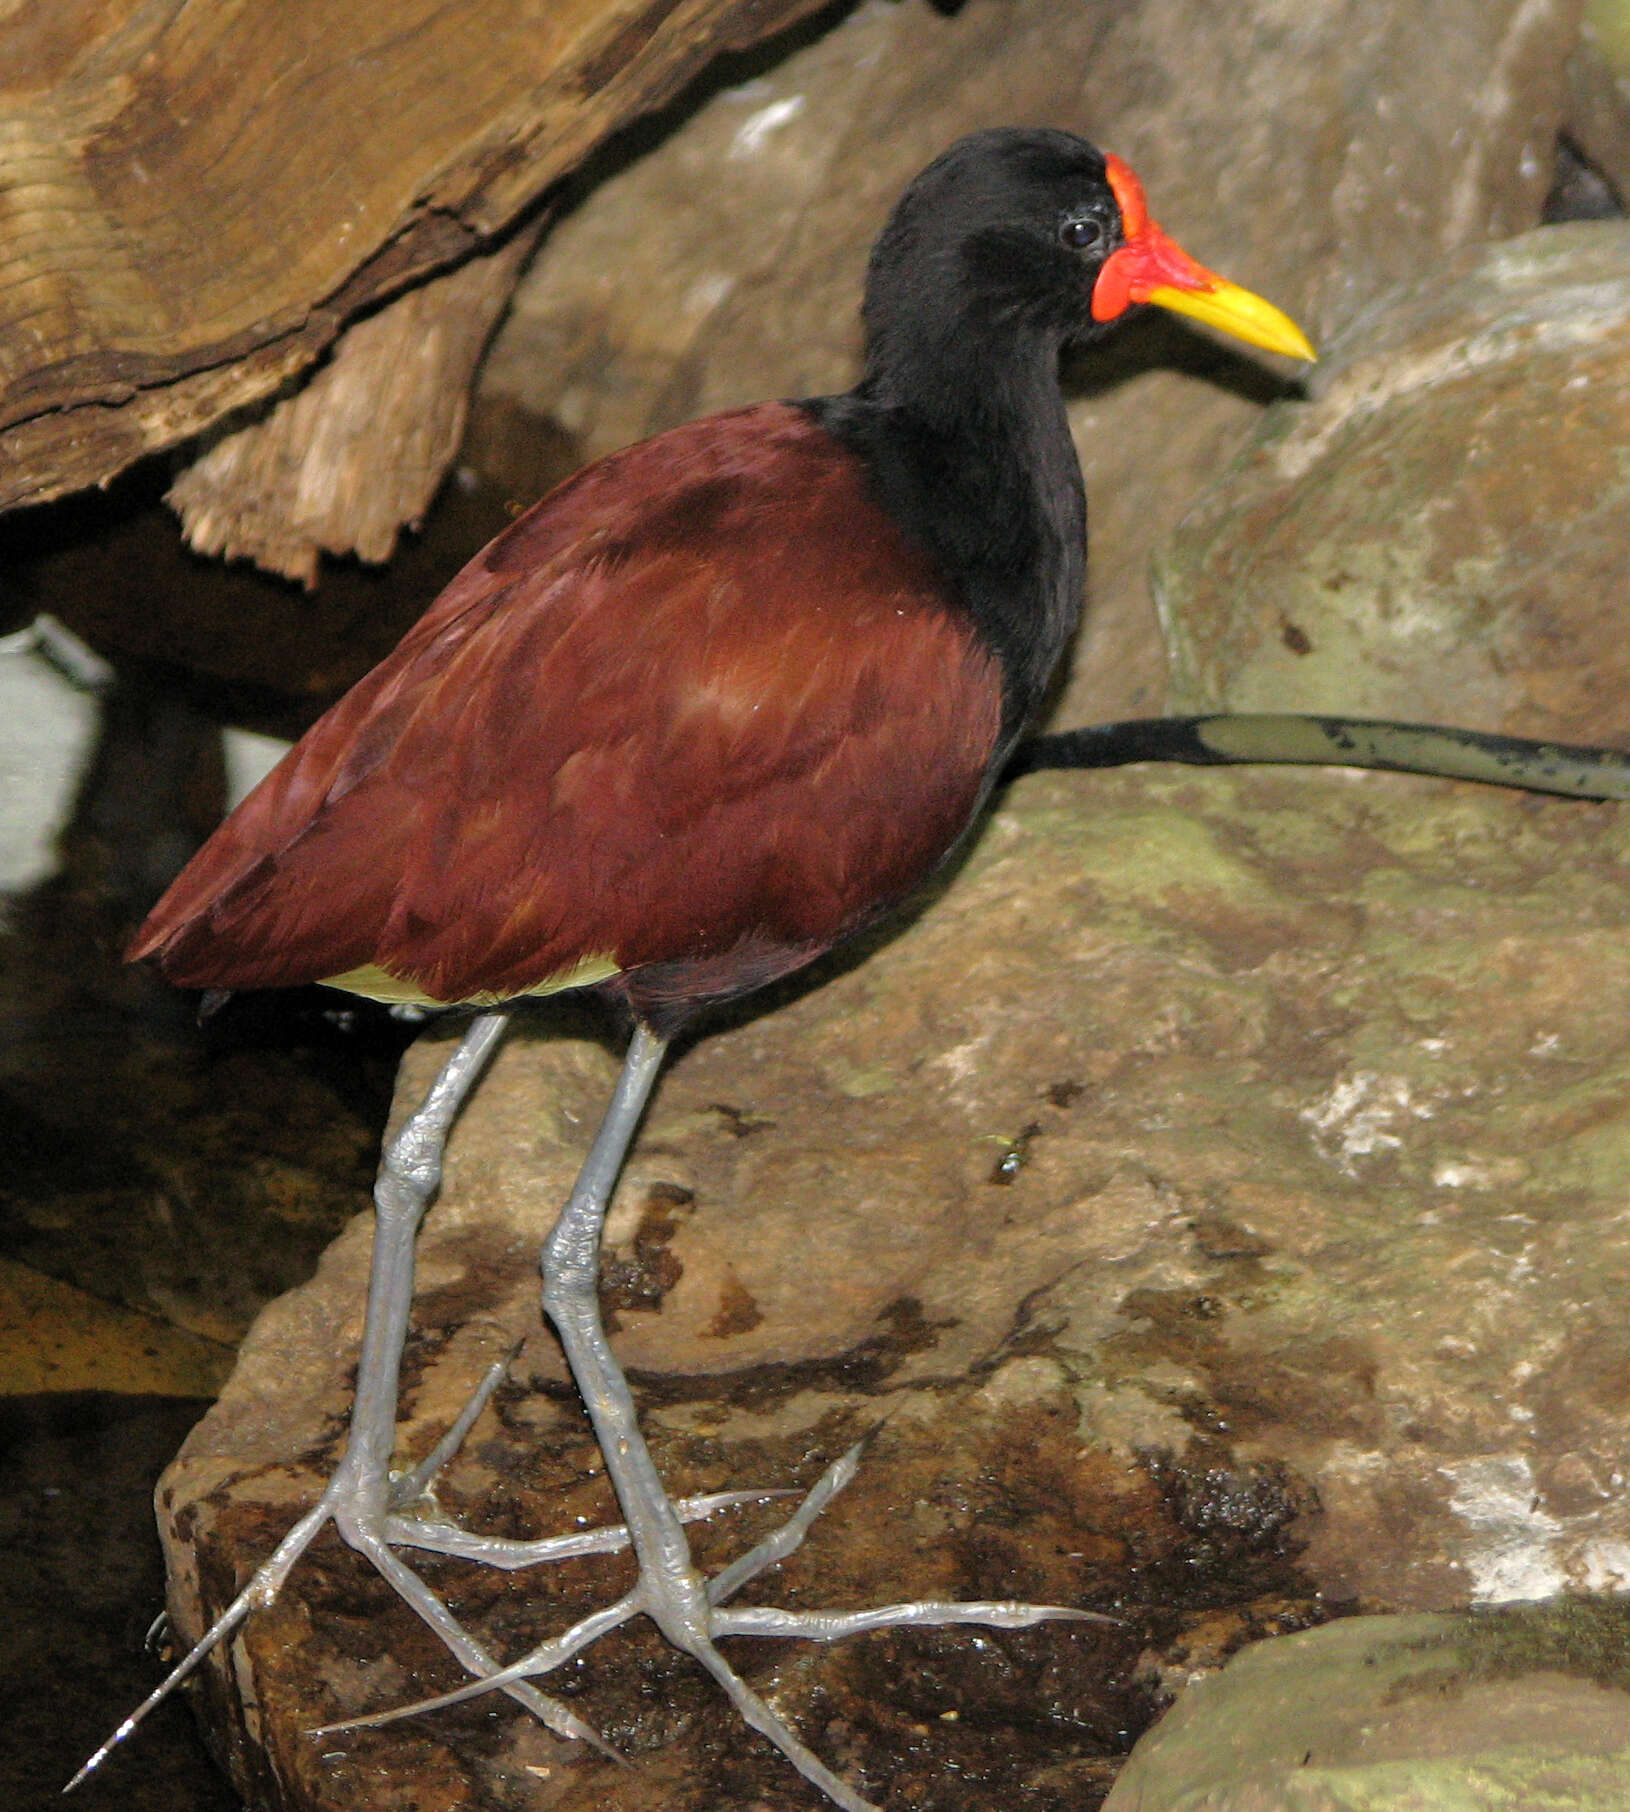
[131,404,1003,1013]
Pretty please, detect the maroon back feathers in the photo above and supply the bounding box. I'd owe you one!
[131,405,1004,1019]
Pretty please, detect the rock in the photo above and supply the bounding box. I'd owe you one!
[1156,221,1630,740]
[1102,1602,1630,1812]
[482,0,1581,720]
[1567,3,1630,206]
[161,753,1630,1807]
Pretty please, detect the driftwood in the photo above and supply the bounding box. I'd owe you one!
[0,0,829,571]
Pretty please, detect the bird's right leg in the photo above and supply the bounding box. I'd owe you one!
[73,1010,601,1788]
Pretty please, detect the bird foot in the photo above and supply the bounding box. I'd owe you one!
[318,1440,1111,1812]
[381,1352,786,1571]
[67,1358,779,1791]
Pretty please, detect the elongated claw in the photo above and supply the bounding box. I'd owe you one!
[310,1447,882,1726]
[304,1423,1105,1803]
[385,1485,790,1568]
[708,1440,864,1604]
[312,1589,645,1734]
[389,1350,516,1506]
[714,1599,1115,1639]
[66,1467,615,1790]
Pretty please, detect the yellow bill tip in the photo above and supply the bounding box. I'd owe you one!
[1146,278,1317,363]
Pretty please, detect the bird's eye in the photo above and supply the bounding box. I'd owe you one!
[1059,216,1104,252]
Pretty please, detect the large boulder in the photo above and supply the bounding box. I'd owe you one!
[1157,221,1630,741]
[162,750,1630,1807]
[1102,1604,1630,1812]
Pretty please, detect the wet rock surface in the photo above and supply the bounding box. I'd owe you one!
[1102,1600,1630,1812]
[162,750,1630,1807]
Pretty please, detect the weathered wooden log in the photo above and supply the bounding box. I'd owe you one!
[0,0,830,557]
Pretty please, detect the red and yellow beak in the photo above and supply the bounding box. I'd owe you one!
[1092,153,1315,362]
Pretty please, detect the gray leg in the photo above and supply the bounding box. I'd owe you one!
[71,1011,607,1787]
[321,1028,1103,1810]
[85,1019,1102,1812]
[532,1027,883,1809]
[508,1026,1098,1811]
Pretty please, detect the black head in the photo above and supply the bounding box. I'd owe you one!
[860,127,1315,405]
[824,129,1312,741]
[862,128,1125,380]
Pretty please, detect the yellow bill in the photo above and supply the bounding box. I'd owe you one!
[1094,152,1316,363]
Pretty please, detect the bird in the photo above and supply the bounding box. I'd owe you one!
[96,127,1314,1810]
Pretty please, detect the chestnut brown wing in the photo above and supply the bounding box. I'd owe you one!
[131,404,1004,1007]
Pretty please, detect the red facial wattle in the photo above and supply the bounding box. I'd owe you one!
[1092,154,1215,319]
[1090,151,1315,361]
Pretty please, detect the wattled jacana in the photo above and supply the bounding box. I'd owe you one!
[100,128,1313,1809]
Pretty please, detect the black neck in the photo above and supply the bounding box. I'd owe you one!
[805,332,1085,743]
